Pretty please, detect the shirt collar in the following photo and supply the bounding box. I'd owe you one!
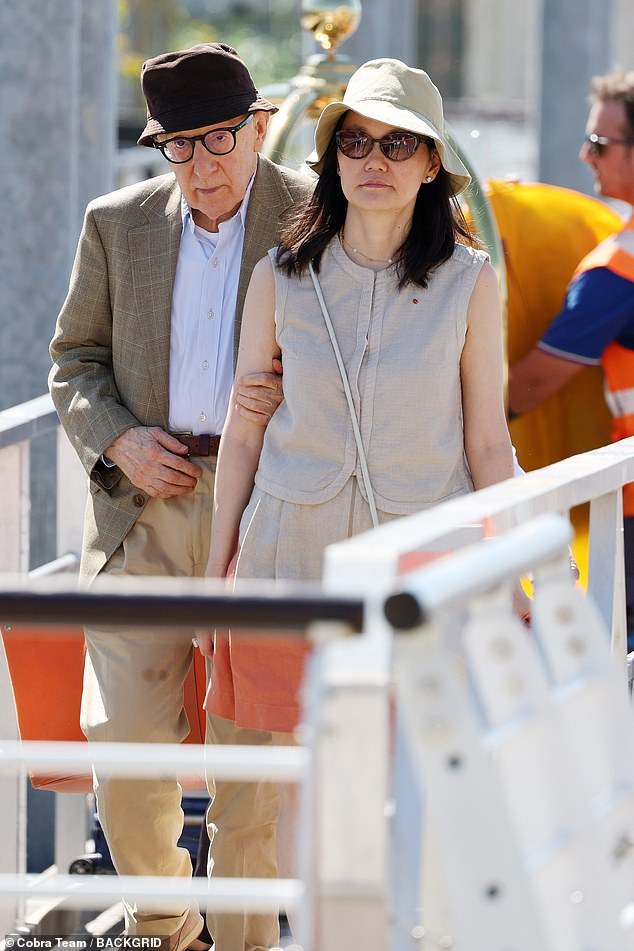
[180,170,256,237]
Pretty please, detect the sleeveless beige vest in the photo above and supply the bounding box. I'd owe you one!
[255,238,488,515]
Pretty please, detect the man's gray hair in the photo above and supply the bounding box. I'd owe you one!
[591,69,634,136]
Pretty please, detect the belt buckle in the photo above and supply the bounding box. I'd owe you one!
[170,431,195,456]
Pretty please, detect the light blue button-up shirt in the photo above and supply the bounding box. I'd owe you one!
[168,177,255,435]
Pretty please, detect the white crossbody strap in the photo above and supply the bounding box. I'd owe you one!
[308,260,379,529]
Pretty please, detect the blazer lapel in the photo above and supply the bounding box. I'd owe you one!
[128,180,182,429]
[234,157,295,361]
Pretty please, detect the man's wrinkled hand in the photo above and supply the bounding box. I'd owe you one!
[104,427,202,498]
[235,360,283,425]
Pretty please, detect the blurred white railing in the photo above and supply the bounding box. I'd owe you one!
[0,394,85,577]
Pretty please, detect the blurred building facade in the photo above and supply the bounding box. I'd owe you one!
[0,0,117,572]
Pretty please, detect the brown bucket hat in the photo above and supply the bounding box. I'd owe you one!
[137,43,277,147]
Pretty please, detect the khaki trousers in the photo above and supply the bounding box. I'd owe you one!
[81,461,216,945]
[205,711,296,951]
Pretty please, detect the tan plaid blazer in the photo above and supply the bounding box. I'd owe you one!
[49,156,313,580]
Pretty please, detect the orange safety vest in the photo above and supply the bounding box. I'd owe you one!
[595,215,634,514]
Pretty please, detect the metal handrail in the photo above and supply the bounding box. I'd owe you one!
[0,576,364,632]
[0,394,57,451]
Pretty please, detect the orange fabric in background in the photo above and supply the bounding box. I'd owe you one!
[486,180,622,583]
[206,630,310,734]
[486,178,619,472]
[2,626,208,791]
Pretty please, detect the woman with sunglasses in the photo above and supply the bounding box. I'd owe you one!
[200,57,515,946]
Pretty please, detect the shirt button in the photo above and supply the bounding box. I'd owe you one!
[212,259,219,268]
[207,309,214,319]
[133,494,146,508]
[201,360,209,370]
[199,413,207,423]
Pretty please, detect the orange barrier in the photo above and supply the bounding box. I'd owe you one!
[2,626,208,792]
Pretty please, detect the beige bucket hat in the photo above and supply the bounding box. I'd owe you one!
[308,58,471,195]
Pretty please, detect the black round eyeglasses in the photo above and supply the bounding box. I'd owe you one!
[153,114,253,164]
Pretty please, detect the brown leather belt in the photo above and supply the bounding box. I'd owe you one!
[170,432,221,457]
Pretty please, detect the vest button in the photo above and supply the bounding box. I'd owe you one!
[133,494,146,508]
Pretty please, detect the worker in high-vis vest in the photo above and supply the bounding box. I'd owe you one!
[509,68,634,645]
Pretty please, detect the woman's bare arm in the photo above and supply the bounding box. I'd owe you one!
[461,261,515,489]
[205,255,279,578]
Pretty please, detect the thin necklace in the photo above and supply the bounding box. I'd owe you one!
[340,231,395,265]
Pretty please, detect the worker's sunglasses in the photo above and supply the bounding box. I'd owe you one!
[153,114,253,164]
[335,129,433,162]
[584,132,634,157]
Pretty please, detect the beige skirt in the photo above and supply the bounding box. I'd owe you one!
[205,477,399,732]
[239,476,399,580]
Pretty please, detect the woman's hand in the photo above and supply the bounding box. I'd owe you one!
[194,550,240,655]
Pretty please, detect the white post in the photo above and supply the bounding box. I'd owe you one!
[0,636,25,935]
[56,427,87,562]
[0,444,30,574]
[297,607,392,951]
[587,489,628,661]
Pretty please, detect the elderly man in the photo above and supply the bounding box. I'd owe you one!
[509,69,634,641]
[49,43,312,951]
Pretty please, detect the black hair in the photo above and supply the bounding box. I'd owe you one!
[276,119,476,289]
